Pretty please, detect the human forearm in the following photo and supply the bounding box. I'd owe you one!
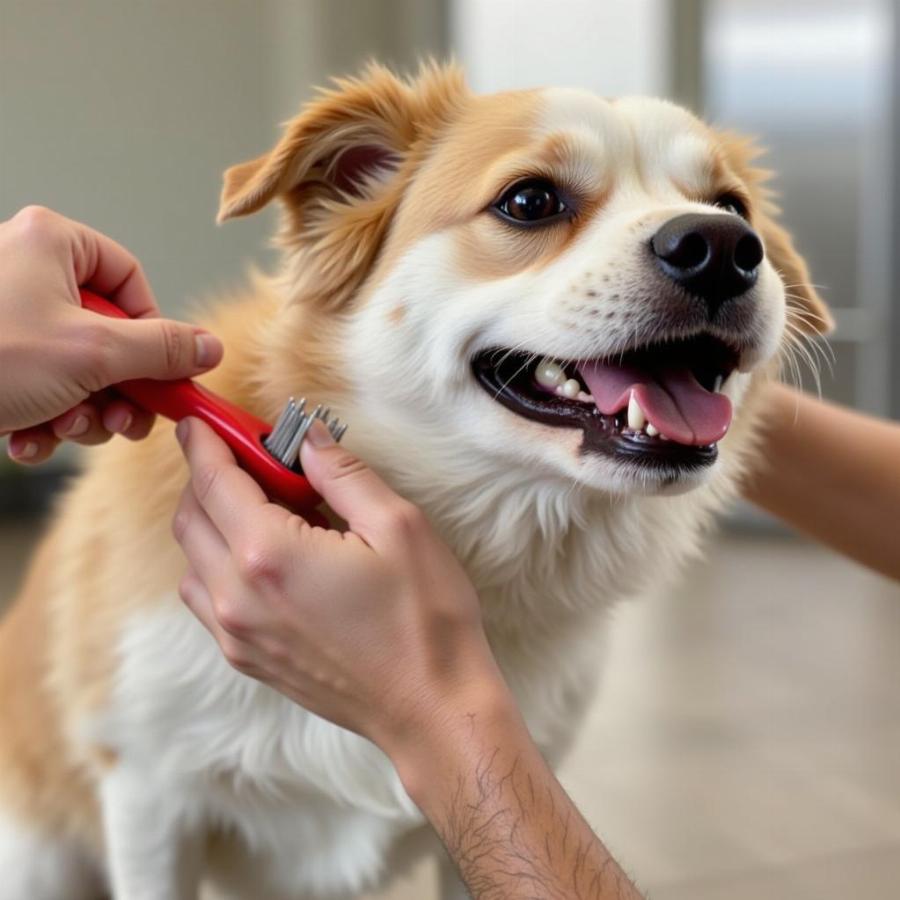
[391,682,643,900]
[742,382,900,580]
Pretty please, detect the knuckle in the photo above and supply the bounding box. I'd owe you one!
[384,500,426,540]
[194,463,222,503]
[235,543,281,586]
[171,508,191,544]
[177,572,195,604]
[12,205,60,243]
[327,451,369,482]
[130,259,147,283]
[213,596,250,640]
[158,321,185,372]
[220,635,252,672]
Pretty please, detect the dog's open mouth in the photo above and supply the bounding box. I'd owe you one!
[472,334,740,469]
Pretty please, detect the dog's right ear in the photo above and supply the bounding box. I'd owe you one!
[218,154,276,220]
[217,62,466,223]
[218,63,467,308]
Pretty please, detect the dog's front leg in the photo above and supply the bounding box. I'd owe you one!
[101,766,204,900]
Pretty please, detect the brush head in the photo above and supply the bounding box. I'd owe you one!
[263,398,347,471]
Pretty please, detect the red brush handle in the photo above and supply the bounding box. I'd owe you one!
[79,289,326,522]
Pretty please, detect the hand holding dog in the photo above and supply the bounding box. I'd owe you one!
[0,206,223,463]
[173,416,498,750]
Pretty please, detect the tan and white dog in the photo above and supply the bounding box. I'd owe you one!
[0,64,830,899]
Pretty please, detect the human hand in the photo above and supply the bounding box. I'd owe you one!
[1,206,224,462]
[173,417,502,759]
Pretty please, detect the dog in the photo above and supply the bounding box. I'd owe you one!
[0,63,830,899]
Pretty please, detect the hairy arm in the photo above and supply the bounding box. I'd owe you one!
[391,688,643,900]
[742,383,900,580]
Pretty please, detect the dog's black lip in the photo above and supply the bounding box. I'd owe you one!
[471,338,735,470]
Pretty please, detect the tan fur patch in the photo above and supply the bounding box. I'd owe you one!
[0,529,101,843]
[387,305,406,325]
[93,746,118,770]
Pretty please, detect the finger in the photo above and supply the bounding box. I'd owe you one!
[178,570,262,676]
[100,400,155,440]
[172,484,230,589]
[298,421,415,539]
[176,418,286,549]
[70,221,161,319]
[7,426,60,464]
[97,315,223,382]
[178,568,219,636]
[50,402,114,446]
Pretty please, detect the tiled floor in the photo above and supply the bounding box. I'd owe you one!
[2,521,899,899]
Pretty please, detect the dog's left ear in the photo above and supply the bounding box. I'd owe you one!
[715,132,834,336]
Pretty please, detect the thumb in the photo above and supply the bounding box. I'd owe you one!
[299,421,407,538]
[99,317,224,382]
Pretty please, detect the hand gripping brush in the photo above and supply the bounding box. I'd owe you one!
[79,289,345,523]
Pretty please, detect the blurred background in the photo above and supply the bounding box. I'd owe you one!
[1,1,898,898]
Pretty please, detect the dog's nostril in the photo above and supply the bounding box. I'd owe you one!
[673,233,708,270]
[734,233,764,272]
[652,231,709,271]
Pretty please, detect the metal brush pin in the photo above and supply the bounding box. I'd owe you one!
[263,397,348,472]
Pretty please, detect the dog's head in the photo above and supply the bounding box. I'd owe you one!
[219,64,830,497]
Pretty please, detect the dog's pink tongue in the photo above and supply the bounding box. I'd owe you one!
[579,361,732,446]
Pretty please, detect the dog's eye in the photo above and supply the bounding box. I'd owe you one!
[495,179,568,224]
[714,193,749,219]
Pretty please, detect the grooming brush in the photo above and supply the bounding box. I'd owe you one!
[79,289,346,521]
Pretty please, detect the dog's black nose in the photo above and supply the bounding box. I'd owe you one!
[650,213,764,312]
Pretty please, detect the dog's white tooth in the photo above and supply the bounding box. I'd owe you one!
[536,359,566,389]
[577,390,593,404]
[713,374,724,393]
[561,378,581,399]
[627,391,646,430]
[660,433,670,441]
[646,422,660,437]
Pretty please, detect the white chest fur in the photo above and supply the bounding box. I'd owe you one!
[88,459,721,897]
[93,600,421,896]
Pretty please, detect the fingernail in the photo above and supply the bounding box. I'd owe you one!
[194,331,223,368]
[64,415,90,437]
[12,441,38,460]
[305,419,335,448]
[112,412,133,435]
[175,419,189,447]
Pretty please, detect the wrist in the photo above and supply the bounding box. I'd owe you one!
[383,660,525,815]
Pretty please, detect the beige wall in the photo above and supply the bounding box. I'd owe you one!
[0,0,444,316]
